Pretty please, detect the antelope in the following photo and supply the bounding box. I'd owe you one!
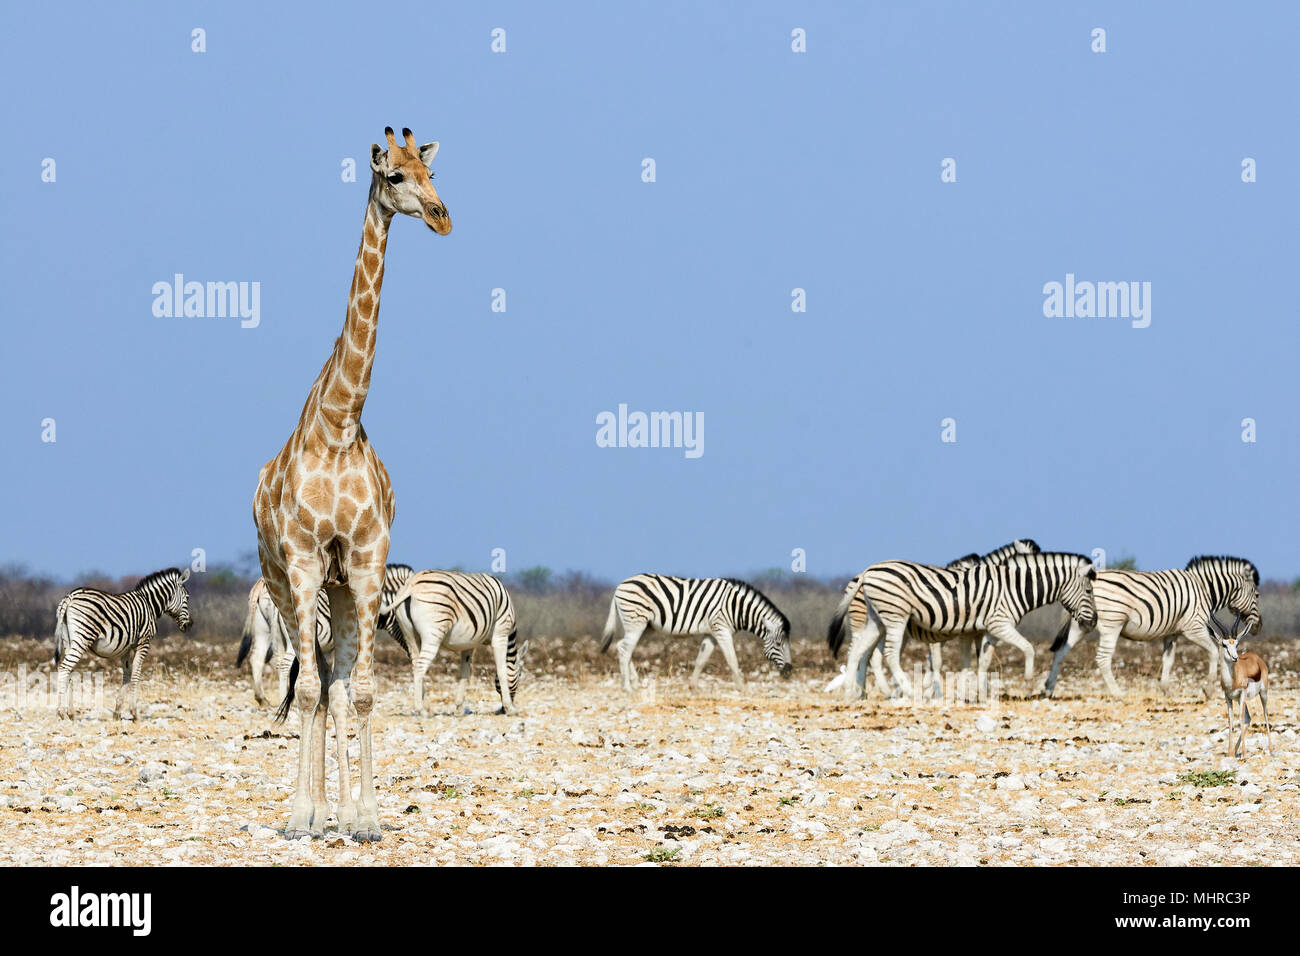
[1208,611,1271,758]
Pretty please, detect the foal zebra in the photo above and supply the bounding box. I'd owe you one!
[53,567,193,719]
[829,553,1097,701]
[842,539,1042,697]
[241,565,413,707]
[1043,555,1261,698]
[382,570,521,715]
[599,574,793,692]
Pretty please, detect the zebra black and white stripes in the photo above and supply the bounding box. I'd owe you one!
[829,553,1097,701]
[245,564,413,709]
[599,574,793,691]
[1043,555,1261,698]
[838,539,1042,697]
[53,567,193,719]
[383,570,521,715]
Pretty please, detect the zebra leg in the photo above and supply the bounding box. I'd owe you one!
[127,633,153,721]
[412,629,445,715]
[990,627,1034,680]
[114,657,130,720]
[690,637,715,687]
[490,627,519,716]
[1044,619,1085,697]
[250,619,270,705]
[883,620,913,699]
[867,647,891,697]
[1182,627,1227,699]
[615,622,646,693]
[926,643,943,700]
[710,627,744,689]
[1094,625,1125,697]
[455,650,473,714]
[844,616,882,702]
[55,635,89,719]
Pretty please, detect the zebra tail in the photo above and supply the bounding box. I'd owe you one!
[826,578,861,659]
[598,597,619,653]
[384,611,412,661]
[273,655,300,724]
[1049,618,1072,653]
[53,597,71,666]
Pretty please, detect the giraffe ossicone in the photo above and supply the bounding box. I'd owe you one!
[252,125,449,842]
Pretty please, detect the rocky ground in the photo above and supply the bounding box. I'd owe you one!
[0,633,1295,866]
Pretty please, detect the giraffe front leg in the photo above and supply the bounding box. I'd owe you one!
[280,579,324,840]
[328,593,358,833]
[346,578,384,843]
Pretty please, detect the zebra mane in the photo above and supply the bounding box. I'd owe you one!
[1001,552,1092,569]
[1185,555,1259,586]
[723,578,790,634]
[132,568,182,593]
[946,552,981,567]
[387,563,413,573]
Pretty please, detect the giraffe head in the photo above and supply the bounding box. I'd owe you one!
[370,126,451,235]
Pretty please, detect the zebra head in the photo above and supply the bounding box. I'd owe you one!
[1187,556,1262,636]
[762,615,794,678]
[1057,556,1098,630]
[1207,610,1247,663]
[168,568,193,631]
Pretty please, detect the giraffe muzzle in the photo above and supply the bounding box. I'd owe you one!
[424,203,452,235]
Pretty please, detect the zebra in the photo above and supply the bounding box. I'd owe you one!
[381,570,521,715]
[1042,555,1261,698]
[599,574,793,692]
[241,564,413,707]
[840,539,1042,698]
[53,567,193,719]
[828,553,1097,702]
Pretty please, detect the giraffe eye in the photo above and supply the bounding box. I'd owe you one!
[387,172,404,185]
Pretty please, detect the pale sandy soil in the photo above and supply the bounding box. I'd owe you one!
[0,635,1295,866]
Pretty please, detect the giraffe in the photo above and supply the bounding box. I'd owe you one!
[253,126,450,841]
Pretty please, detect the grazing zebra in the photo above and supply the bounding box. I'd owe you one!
[382,570,521,715]
[829,553,1097,701]
[599,574,793,692]
[843,539,1042,698]
[53,567,193,719]
[1042,555,1261,698]
[241,565,413,707]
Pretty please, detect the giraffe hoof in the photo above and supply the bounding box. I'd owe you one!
[352,824,382,843]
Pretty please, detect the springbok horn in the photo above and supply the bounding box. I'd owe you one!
[1231,610,1242,638]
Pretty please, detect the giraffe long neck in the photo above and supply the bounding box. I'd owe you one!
[304,186,394,444]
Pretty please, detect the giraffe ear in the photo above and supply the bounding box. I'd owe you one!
[419,142,440,166]
[370,144,390,173]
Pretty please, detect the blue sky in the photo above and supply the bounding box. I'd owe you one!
[2,2,1296,583]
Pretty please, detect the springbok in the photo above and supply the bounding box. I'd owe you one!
[1208,611,1271,758]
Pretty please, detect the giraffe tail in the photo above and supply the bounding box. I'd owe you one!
[599,597,620,653]
[274,655,299,724]
[53,597,71,666]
